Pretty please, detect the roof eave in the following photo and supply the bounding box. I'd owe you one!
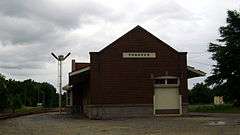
[69,66,90,76]
[187,66,206,79]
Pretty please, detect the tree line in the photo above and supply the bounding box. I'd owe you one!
[188,83,232,105]
[189,10,240,106]
[0,73,62,112]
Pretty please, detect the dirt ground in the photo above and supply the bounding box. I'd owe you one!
[0,112,240,135]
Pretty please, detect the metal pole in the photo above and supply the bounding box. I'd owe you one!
[51,52,70,114]
[59,60,62,114]
[38,86,39,105]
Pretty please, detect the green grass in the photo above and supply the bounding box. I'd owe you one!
[188,104,240,113]
[15,106,43,113]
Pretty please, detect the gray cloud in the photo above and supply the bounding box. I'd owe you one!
[141,1,199,21]
[0,63,41,70]
[0,1,118,45]
[0,0,114,28]
[0,0,118,73]
[0,15,61,44]
[0,0,239,89]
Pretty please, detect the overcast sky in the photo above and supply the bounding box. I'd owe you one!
[0,0,239,91]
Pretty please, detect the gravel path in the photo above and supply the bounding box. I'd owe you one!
[0,112,240,135]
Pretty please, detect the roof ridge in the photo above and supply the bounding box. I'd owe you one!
[98,25,179,54]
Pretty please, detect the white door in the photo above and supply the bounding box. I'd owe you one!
[154,87,180,114]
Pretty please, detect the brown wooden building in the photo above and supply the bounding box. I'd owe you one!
[66,26,205,119]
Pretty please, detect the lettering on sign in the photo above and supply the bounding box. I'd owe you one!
[122,52,156,58]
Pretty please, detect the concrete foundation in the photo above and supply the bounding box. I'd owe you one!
[83,104,153,119]
[81,103,188,119]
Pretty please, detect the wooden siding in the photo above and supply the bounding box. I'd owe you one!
[89,26,187,105]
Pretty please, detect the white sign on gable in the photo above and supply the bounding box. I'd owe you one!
[122,52,156,58]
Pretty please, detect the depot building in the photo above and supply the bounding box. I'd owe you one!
[64,26,205,119]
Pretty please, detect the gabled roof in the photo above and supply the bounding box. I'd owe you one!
[99,25,181,54]
[69,26,205,79]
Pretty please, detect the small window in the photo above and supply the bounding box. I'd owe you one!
[167,79,178,84]
[155,79,165,84]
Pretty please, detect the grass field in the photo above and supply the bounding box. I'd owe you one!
[15,106,43,113]
[0,106,58,119]
[188,104,240,113]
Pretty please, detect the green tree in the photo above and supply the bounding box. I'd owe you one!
[0,74,9,111]
[39,82,58,107]
[9,94,22,113]
[189,83,213,104]
[22,79,38,106]
[6,79,23,112]
[206,10,240,106]
[0,73,59,112]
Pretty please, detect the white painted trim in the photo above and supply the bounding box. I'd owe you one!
[154,76,178,79]
[154,84,179,88]
[179,95,182,115]
[69,66,90,76]
[122,52,156,58]
[154,114,182,117]
[187,66,206,76]
[153,94,156,115]
[154,76,180,87]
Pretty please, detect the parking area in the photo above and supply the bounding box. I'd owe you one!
[0,112,240,135]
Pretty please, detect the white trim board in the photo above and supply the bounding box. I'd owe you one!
[69,66,90,76]
[187,66,206,76]
[122,52,156,58]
